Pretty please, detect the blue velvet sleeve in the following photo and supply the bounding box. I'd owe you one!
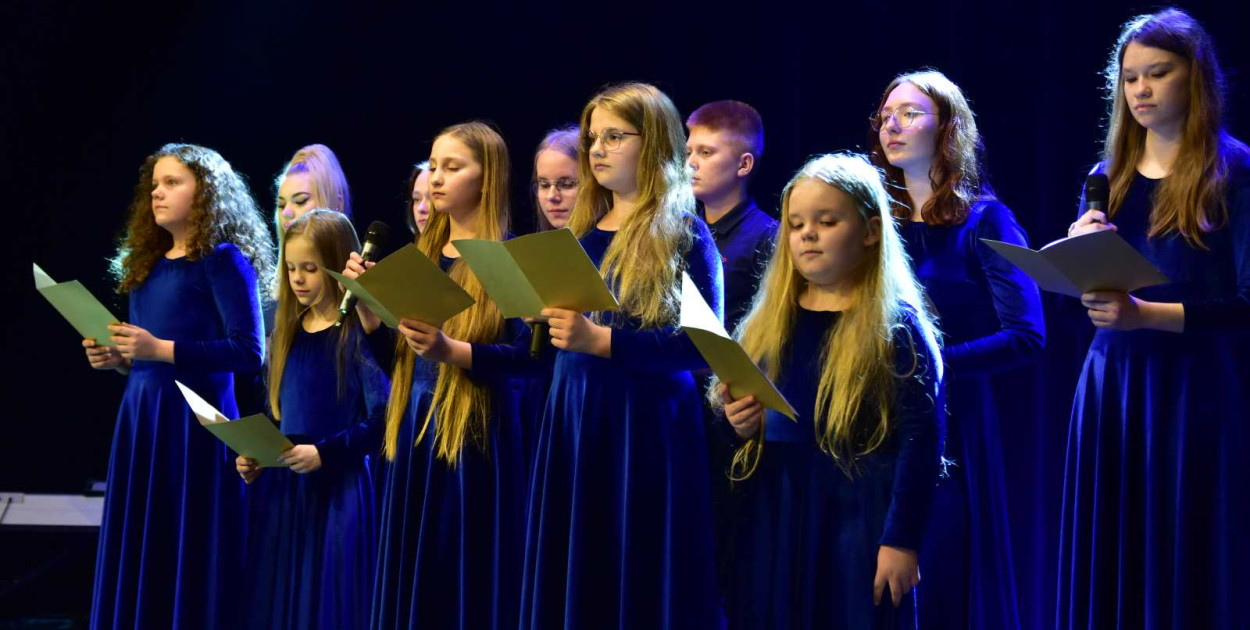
[609,219,724,372]
[174,243,264,372]
[948,202,1046,373]
[469,318,553,380]
[314,336,390,469]
[878,313,946,551]
[1183,167,1250,333]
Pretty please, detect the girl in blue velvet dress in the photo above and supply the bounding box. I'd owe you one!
[1058,9,1250,629]
[350,122,538,630]
[234,209,388,629]
[83,143,274,629]
[869,70,1045,629]
[717,153,944,629]
[520,82,725,629]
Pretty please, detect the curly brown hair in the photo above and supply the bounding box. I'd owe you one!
[111,143,276,294]
[868,70,988,226]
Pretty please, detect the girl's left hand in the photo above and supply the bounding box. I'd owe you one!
[397,318,451,362]
[873,545,920,607]
[542,308,610,358]
[279,445,321,474]
[109,323,173,362]
[1081,291,1144,330]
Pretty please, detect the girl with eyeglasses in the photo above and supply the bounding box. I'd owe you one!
[533,125,580,230]
[867,70,1045,630]
[520,82,725,629]
[1058,9,1250,628]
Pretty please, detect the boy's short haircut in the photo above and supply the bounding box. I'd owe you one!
[685,100,764,158]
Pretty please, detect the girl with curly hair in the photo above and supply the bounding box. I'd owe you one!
[83,143,274,629]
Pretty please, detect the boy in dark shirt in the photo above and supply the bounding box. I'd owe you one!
[686,100,778,335]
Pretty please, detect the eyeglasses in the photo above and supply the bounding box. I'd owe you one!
[585,128,640,152]
[535,178,578,193]
[869,107,935,131]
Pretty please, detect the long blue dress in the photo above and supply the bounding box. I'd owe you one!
[900,199,1045,630]
[90,243,264,629]
[520,221,725,629]
[242,323,389,629]
[727,306,945,630]
[370,255,540,630]
[1057,154,1250,629]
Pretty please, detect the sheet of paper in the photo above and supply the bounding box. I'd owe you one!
[452,240,547,318]
[982,230,1169,298]
[201,416,294,468]
[175,381,229,425]
[324,244,474,328]
[33,263,121,346]
[453,228,619,319]
[678,273,796,420]
[175,381,292,468]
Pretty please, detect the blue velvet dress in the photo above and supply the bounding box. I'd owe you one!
[900,199,1045,629]
[370,255,540,630]
[90,243,264,629]
[242,323,389,629]
[727,307,945,630]
[520,221,725,629]
[1058,156,1250,629]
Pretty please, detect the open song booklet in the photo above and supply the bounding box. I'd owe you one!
[980,229,1169,297]
[679,273,797,420]
[324,244,475,328]
[175,381,293,467]
[33,263,121,346]
[451,228,619,318]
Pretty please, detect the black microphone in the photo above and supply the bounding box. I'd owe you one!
[336,221,391,327]
[530,320,547,359]
[1083,173,1110,223]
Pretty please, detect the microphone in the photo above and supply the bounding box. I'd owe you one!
[336,221,391,327]
[1083,173,1110,223]
[530,320,547,359]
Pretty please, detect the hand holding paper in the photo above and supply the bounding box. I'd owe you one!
[980,230,1168,297]
[717,383,766,438]
[34,263,121,347]
[176,381,294,467]
[324,244,474,328]
[679,273,797,420]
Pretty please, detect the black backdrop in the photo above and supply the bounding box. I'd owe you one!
[3,1,1242,627]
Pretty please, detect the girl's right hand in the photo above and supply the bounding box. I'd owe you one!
[717,383,764,439]
[236,456,261,484]
[342,251,376,280]
[1067,210,1117,237]
[342,252,381,332]
[83,338,125,370]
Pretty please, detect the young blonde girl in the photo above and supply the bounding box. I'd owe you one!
[717,153,943,629]
[234,210,388,629]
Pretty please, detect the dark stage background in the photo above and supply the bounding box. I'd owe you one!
[2,1,1243,626]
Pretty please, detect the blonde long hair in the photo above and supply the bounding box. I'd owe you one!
[383,122,509,464]
[1102,8,1248,247]
[566,82,696,328]
[722,153,940,479]
[274,144,352,237]
[268,210,361,419]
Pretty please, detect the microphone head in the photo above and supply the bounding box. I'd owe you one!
[365,221,391,247]
[1084,173,1110,209]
